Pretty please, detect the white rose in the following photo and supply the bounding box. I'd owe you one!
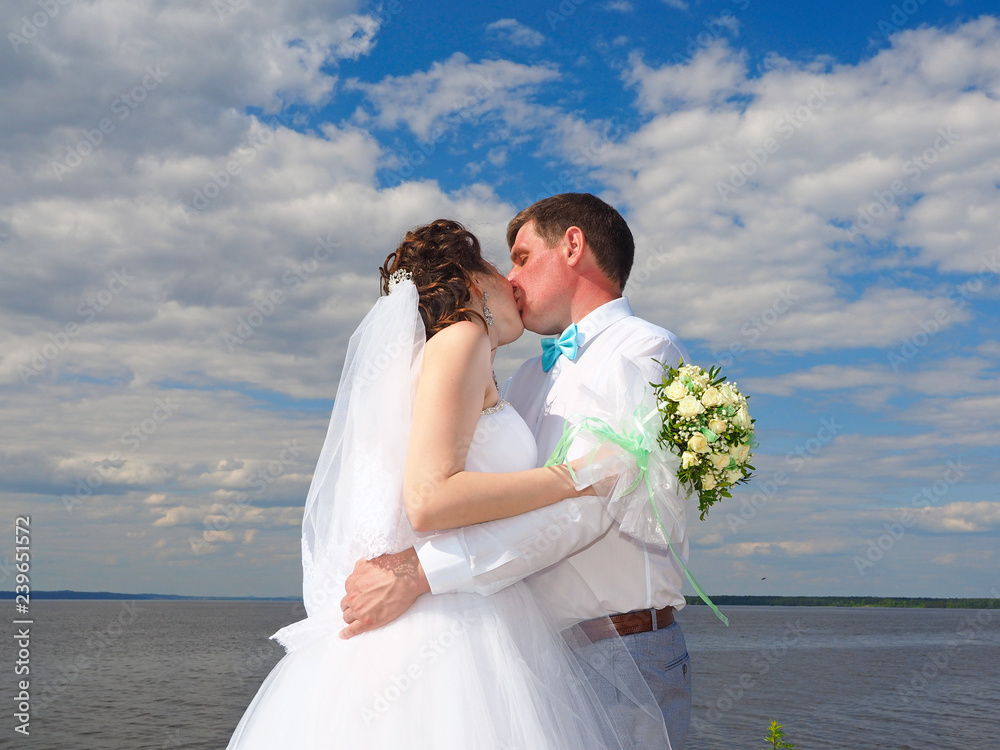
[677,395,705,419]
[702,474,717,490]
[708,418,728,435]
[665,380,689,401]
[710,453,731,471]
[681,451,698,469]
[734,406,752,430]
[729,443,751,463]
[688,433,710,454]
[719,384,738,405]
[679,365,709,386]
[726,469,743,485]
[701,387,722,408]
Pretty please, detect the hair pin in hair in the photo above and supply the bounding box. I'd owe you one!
[387,268,413,294]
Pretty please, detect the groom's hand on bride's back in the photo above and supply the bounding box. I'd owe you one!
[339,548,431,639]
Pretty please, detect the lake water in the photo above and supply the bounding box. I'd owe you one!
[2,601,997,749]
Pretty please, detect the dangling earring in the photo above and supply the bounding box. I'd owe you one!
[483,291,495,326]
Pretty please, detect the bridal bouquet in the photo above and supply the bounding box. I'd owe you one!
[652,361,755,520]
[545,359,756,538]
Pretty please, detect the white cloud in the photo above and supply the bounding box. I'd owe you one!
[714,11,741,35]
[722,539,848,557]
[348,52,560,141]
[743,364,898,397]
[486,18,545,48]
[930,549,994,566]
[151,502,301,528]
[888,502,1000,534]
[625,43,747,112]
[744,357,1000,403]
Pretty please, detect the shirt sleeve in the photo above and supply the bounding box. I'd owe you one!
[415,495,615,595]
[630,333,688,393]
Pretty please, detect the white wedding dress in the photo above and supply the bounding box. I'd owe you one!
[226,403,630,749]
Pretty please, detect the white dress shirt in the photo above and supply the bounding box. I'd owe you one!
[415,297,691,622]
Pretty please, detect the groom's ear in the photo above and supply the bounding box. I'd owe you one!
[563,226,587,267]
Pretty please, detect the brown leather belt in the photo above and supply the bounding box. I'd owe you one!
[578,606,675,643]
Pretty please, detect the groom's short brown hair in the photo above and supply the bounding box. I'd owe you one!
[506,193,634,289]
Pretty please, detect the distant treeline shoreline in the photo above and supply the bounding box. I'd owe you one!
[9,590,298,601]
[685,595,998,609]
[7,591,997,608]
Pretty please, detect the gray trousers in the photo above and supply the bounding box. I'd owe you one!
[572,619,692,749]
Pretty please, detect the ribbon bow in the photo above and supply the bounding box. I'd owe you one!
[541,323,580,372]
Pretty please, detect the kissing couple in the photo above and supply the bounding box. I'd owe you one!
[227,193,693,749]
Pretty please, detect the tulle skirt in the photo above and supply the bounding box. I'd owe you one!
[226,583,626,749]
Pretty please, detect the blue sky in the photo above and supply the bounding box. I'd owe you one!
[1,0,998,599]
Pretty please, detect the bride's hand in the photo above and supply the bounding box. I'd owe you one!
[568,444,630,498]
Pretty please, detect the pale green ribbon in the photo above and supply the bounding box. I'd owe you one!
[546,408,730,627]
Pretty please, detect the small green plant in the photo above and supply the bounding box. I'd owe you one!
[761,719,795,749]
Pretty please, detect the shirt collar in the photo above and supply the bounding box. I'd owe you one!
[573,297,633,350]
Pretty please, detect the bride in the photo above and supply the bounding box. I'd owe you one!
[226,220,670,749]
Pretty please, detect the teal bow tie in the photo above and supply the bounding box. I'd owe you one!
[541,323,580,372]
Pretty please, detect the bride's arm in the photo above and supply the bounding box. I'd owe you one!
[403,320,590,533]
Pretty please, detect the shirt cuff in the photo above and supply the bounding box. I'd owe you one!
[414,534,475,595]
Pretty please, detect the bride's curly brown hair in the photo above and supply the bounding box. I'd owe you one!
[379,219,494,339]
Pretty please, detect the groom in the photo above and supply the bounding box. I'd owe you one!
[341,193,693,748]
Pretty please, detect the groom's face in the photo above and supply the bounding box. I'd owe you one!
[507,220,571,336]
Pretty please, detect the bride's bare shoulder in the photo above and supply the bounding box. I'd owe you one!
[423,320,489,362]
[417,320,492,409]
